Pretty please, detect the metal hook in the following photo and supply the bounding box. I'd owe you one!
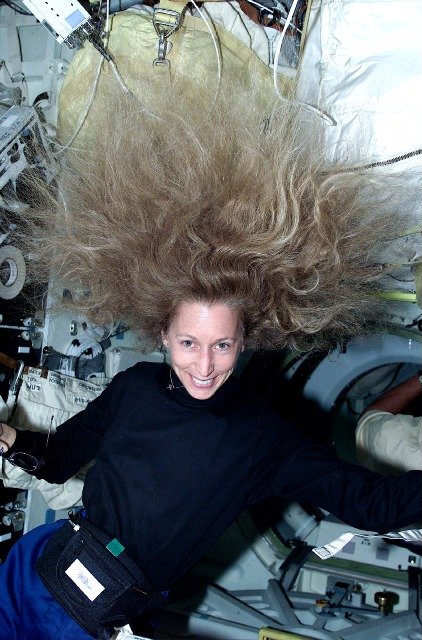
[152,6,185,68]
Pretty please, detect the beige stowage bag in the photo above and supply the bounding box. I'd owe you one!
[1,369,109,509]
[57,0,296,146]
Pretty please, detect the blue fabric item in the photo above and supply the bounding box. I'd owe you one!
[0,520,94,640]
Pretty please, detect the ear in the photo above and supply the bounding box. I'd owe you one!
[161,330,169,348]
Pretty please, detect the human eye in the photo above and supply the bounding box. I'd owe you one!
[214,341,232,351]
[180,339,194,348]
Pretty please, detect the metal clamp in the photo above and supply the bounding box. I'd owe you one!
[152,7,185,67]
[154,32,171,67]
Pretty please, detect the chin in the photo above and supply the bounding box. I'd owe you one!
[189,389,217,400]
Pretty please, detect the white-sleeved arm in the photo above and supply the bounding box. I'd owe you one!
[356,410,422,474]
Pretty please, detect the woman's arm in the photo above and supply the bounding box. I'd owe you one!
[0,422,16,452]
[362,373,422,414]
[1,368,129,484]
[270,437,422,532]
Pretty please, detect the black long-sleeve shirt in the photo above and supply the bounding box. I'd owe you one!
[7,362,422,590]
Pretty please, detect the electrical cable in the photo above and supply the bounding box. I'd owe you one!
[272,0,298,91]
[52,53,104,156]
[90,34,160,118]
[52,10,161,155]
[334,148,422,173]
[271,0,337,125]
[104,0,110,38]
[247,0,303,32]
[15,22,29,105]
[191,0,222,107]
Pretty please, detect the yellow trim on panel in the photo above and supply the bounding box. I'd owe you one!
[258,628,316,640]
[398,224,422,237]
[415,261,422,308]
[371,291,417,303]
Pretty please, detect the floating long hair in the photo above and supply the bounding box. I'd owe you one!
[23,76,410,352]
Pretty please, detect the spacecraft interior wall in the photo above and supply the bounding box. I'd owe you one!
[296,0,422,332]
[299,0,422,166]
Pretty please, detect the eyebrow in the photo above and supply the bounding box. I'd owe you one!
[175,334,239,341]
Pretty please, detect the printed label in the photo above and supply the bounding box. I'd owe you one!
[65,559,105,601]
[26,373,41,383]
[49,373,66,388]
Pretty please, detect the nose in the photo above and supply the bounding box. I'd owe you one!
[195,349,214,377]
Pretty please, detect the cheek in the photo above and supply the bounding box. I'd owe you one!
[219,354,239,373]
[169,347,191,367]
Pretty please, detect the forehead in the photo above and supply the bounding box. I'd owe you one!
[170,301,242,337]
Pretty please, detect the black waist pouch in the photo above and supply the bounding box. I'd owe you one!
[36,513,165,638]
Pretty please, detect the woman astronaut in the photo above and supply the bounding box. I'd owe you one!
[0,48,420,640]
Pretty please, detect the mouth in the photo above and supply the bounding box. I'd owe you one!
[190,375,214,388]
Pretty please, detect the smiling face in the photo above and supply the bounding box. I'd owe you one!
[162,301,244,400]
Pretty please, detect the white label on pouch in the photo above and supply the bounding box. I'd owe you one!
[65,559,105,601]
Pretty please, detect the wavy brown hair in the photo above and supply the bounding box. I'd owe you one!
[23,78,408,352]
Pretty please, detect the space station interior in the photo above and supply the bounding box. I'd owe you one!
[0,0,421,638]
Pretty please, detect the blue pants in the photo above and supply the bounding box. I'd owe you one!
[0,520,94,640]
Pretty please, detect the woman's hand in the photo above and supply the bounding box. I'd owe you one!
[0,423,17,454]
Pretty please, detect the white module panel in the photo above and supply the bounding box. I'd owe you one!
[311,518,421,572]
[21,0,90,44]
